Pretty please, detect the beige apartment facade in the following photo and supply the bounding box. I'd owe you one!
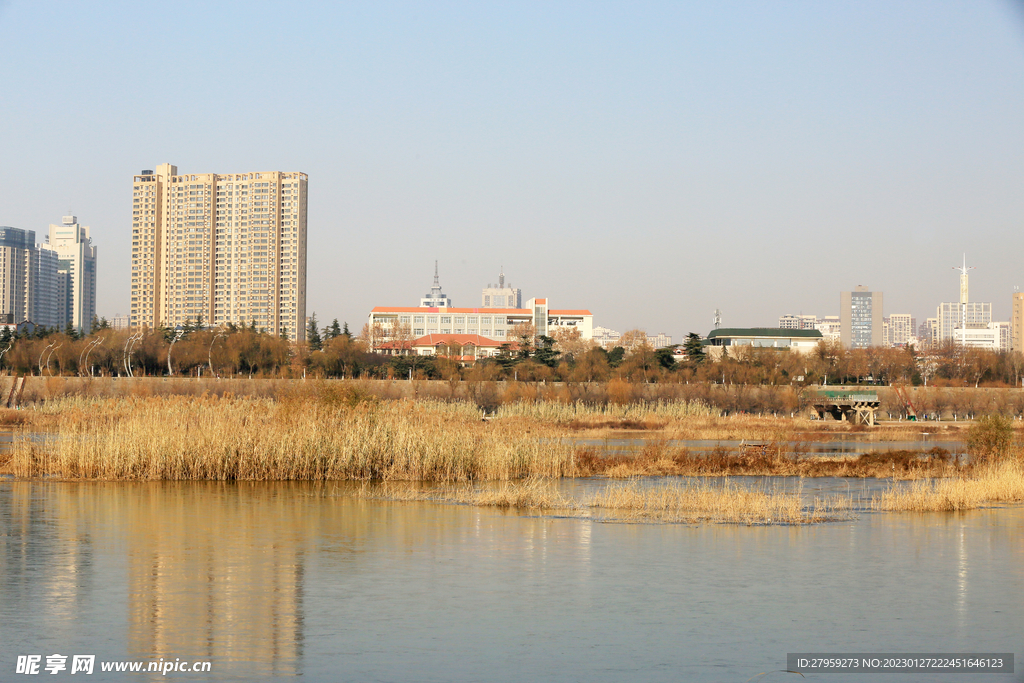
[131,164,308,340]
[1012,292,1024,354]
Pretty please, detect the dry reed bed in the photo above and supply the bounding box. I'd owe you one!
[575,441,965,480]
[3,395,577,481]
[351,477,850,525]
[871,460,1024,512]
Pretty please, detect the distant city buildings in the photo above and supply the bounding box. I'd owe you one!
[840,286,883,349]
[778,314,817,330]
[815,316,841,343]
[48,215,96,334]
[883,314,916,347]
[936,301,991,343]
[420,262,452,308]
[0,222,95,331]
[369,299,593,345]
[481,268,521,309]
[1012,292,1024,353]
[592,326,621,348]
[919,318,937,348]
[131,164,308,340]
[647,332,673,348]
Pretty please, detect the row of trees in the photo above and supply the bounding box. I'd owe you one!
[3,313,1024,388]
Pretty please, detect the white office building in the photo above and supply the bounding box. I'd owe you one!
[47,215,97,334]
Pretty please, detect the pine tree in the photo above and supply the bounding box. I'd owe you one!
[342,322,351,338]
[307,313,322,351]
[330,319,342,339]
[683,333,705,364]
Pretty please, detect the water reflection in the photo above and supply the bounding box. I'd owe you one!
[1,480,1022,682]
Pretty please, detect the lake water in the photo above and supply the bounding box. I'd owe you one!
[2,480,1022,682]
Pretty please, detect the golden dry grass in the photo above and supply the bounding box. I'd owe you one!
[871,459,1024,512]
[574,440,965,480]
[351,477,849,525]
[589,479,850,524]
[3,393,577,481]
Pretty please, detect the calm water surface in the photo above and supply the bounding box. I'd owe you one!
[1,480,1022,682]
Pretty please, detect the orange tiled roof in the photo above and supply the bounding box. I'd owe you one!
[371,306,592,315]
[414,333,502,347]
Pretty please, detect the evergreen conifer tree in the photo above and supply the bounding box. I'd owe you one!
[683,333,705,364]
[307,313,322,351]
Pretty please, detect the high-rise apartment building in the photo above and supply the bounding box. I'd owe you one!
[131,164,308,340]
[48,215,96,334]
[482,268,522,309]
[1011,292,1024,353]
[0,226,64,329]
[883,314,916,347]
[840,286,882,348]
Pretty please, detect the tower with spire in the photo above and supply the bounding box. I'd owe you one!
[481,266,522,308]
[419,260,452,307]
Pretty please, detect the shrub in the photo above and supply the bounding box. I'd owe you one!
[966,414,1015,463]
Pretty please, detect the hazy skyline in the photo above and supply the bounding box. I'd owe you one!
[2,1,1022,340]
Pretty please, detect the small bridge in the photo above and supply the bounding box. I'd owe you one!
[810,389,880,426]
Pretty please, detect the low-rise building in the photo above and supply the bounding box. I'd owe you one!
[378,333,507,363]
[368,298,593,346]
[703,328,823,358]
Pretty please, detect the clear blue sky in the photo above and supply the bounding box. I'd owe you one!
[2,1,1023,338]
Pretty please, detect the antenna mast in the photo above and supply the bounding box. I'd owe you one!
[952,254,975,333]
[714,309,722,330]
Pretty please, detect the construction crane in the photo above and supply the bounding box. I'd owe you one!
[892,384,919,421]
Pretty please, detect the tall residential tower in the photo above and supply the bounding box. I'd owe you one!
[48,215,96,334]
[131,164,308,340]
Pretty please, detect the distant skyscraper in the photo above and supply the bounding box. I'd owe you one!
[48,215,96,334]
[0,226,63,329]
[481,268,522,309]
[419,261,452,307]
[131,164,308,340]
[919,318,938,348]
[840,286,882,348]
[1012,292,1024,353]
